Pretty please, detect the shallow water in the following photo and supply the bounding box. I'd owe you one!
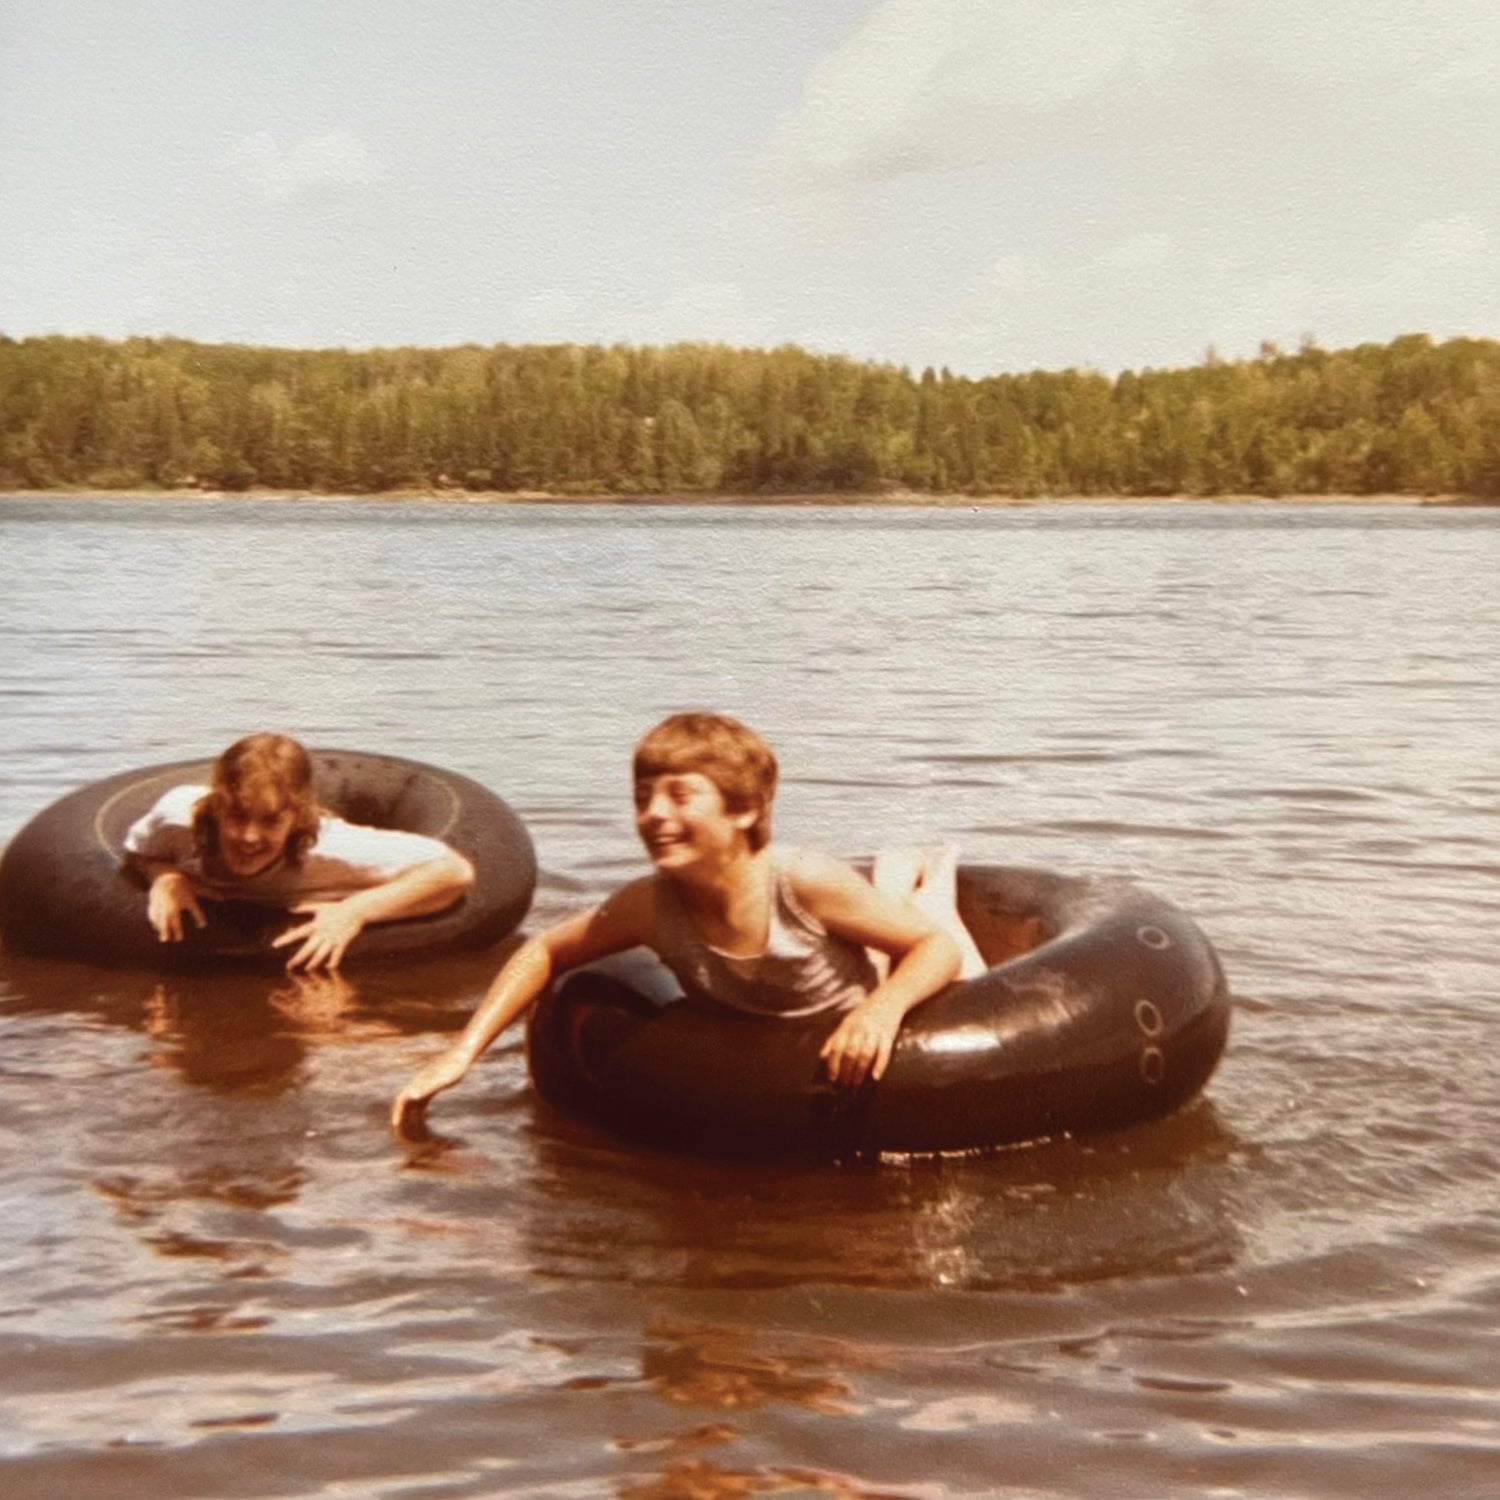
[1,495,1498,1498]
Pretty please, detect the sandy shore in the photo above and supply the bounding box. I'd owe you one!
[0,487,1461,507]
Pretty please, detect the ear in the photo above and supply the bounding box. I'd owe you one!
[729,806,759,832]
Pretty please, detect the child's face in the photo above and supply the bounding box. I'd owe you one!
[634,770,755,871]
[216,790,298,877]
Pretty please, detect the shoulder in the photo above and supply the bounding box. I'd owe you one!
[122,783,207,855]
[151,783,209,825]
[779,845,939,950]
[541,876,658,965]
[778,846,871,914]
[599,875,659,932]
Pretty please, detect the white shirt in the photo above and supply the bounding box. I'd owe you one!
[122,783,454,904]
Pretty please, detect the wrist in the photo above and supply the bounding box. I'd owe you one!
[334,891,374,925]
[451,1039,484,1071]
[859,988,908,1022]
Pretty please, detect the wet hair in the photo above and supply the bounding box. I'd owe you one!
[632,712,778,852]
[192,733,322,867]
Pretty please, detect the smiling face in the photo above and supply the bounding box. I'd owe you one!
[634,770,756,873]
[214,788,299,877]
[631,714,778,855]
[194,733,321,874]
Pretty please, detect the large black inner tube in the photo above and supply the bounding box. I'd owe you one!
[527,865,1231,1158]
[0,749,536,968]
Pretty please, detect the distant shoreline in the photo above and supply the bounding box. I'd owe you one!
[3,487,1480,508]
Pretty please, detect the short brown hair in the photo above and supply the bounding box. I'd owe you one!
[193,733,322,866]
[633,712,778,852]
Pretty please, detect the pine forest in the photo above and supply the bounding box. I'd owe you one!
[2,330,1497,499]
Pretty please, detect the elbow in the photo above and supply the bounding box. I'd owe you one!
[434,850,476,905]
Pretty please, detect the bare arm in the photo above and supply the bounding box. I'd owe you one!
[787,850,961,1086]
[390,877,656,1134]
[122,789,209,942]
[123,853,208,944]
[274,849,476,970]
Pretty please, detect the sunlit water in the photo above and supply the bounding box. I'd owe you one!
[1,495,1498,1499]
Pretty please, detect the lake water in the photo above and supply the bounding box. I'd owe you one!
[1,495,1498,1499]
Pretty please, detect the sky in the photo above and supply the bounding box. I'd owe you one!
[3,0,1500,377]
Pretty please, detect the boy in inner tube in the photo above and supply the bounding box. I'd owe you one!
[393,711,981,1133]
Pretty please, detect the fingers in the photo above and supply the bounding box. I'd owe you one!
[272,920,344,970]
[821,1024,874,1087]
[185,893,207,930]
[286,933,344,971]
[275,905,358,971]
[391,1089,426,1136]
[151,900,189,943]
[391,1052,468,1133]
[821,1014,899,1087]
[271,920,311,950]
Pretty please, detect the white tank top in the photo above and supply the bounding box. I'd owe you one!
[652,846,878,1018]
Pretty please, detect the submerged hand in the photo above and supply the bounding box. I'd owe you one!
[391,1047,473,1136]
[820,996,904,1088]
[273,899,366,970]
[147,872,206,943]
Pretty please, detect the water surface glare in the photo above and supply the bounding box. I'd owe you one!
[2,496,1499,1498]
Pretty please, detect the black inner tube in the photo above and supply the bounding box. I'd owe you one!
[0,749,536,968]
[528,865,1231,1158]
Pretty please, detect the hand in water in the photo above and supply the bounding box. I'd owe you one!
[273,899,366,970]
[391,1048,472,1137]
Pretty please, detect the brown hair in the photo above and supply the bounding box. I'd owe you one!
[192,733,321,866]
[632,712,778,852]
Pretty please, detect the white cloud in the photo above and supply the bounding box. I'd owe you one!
[509,289,583,340]
[658,283,764,347]
[923,208,1498,377]
[230,131,384,199]
[1405,213,1488,269]
[973,255,1028,298]
[761,0,1190,196]
[1205,2,1500,84]
[1096,232,1177,273]
[762,1,1500,200]
[1416,51,1500,95]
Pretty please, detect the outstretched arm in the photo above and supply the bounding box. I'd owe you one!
[390,877,655,1135]
[786,851,961,1087]
[274,849,476,970]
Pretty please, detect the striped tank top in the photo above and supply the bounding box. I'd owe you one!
[652,846,878,1018]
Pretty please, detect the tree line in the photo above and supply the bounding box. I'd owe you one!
[2,330,1498,497]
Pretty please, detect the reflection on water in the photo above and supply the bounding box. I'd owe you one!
[641,1321,858,1413]
[502,1103,1245,1294]
[2,498,1499,1497]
